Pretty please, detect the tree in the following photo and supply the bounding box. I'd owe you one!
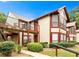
[0,12,7,41]
[0,12,6,23]
[69,6,79,28]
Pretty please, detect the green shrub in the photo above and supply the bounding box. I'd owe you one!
[0,42,2,52]
[49,43,57,48]
[58,42,75,48]
[16,45,22,53]
[0,41,15,56]
[27,43,43,52]
[40,42,48,48]
[49,42,75,48]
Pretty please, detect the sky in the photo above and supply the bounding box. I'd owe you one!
[0,1,79,20]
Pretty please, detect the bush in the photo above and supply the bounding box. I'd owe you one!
[49,42,75,48]
[0,42,2,52]
[40,42,48,48]
[16,45,22,53]
[27,43,43,52]
[0,41,15,56]
[49,43,57,48]
[58,42,75,48]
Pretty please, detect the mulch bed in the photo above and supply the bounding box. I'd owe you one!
[0,52,32,57]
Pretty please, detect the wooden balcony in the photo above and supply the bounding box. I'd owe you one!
[0,23,39,34]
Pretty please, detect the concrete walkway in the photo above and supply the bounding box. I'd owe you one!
[21,50,51,57]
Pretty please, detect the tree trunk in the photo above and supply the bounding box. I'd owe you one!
[0,29,6,41]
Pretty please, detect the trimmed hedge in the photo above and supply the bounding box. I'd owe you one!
[59,42,75,47]
[27,43,43,52]
[49,43,57,48]
[40,42,48,48]
[49,42,76,48]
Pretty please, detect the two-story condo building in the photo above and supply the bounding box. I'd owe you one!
[66,21,77,42]
[6,12,39,46]
[5,6,77,46]
[30,6,70,44]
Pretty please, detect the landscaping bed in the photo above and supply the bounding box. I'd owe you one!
[0,52,32,57]
[0,41,33,57]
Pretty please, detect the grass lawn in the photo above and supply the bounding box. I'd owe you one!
[40,46,79,57]
[22,45,79,57]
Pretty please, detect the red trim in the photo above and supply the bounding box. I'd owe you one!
[38,24,40,42]
[58,14,60,43]
[50,15,52,43]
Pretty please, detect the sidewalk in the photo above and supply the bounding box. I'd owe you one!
[21,50,51,57]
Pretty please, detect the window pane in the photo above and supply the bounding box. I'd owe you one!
[64,35,66,42]
[61,34,63,42]
[52,34,58,43]
[52,15,58,22]
[52,15,58,27]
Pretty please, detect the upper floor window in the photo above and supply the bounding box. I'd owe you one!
[60,13,66,29]
[52,15,58,27]
[20,22,28,29]
[22,23,27,29]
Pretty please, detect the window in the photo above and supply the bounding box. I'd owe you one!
[52,34,58,43]
[69,27,75,33]
[61,34,63,41]
[22,23,28,29]
[64,35,66,42]
[60,34,66,42]
[23,35,32,43]
[60,13,66,29]
[52,15,58,27]
[23,36,28,43]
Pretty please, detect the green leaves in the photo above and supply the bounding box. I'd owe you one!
[69,6,79,28]
[0,12,6,23]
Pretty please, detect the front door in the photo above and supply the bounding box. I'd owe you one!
[34,34,38,42]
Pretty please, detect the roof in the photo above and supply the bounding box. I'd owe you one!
[66,21,76,27]
[30,10,58,22]
[30,6,70,22]
[7,12,29,22]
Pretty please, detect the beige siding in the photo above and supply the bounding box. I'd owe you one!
[76,30,79,42]
[29,33,34,42]
[6,12,18,26]
[76,33,79,42]
[60,29,66,34]
[51,28,59,32]
[38,16,50,43]
[30,22,34,30]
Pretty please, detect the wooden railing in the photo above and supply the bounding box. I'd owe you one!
[0,23,39,34]
[53,44,79,57]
